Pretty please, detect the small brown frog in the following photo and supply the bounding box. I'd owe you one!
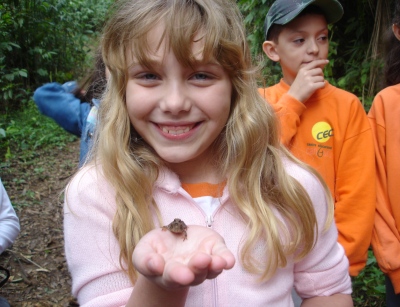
[161,218,188,241]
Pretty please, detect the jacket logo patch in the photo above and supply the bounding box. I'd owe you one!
[312,122,334,143]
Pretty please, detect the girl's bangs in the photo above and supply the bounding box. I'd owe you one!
[126,2,225,70]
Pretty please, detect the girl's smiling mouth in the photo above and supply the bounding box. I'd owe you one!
[158,124,198,136]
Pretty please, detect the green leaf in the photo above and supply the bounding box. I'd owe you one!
[4,73,14,81]
[18,70,27,77]
[37,68,48,76]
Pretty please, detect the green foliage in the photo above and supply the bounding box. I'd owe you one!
[238,0,269,58]
[0,99,77,165]
[353,250,386,306]
[237,0,276,86]
[0,0,113,112]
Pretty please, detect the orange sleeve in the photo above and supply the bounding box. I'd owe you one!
[258,87,306,147]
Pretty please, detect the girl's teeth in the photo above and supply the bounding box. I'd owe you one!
[162,126,191,135]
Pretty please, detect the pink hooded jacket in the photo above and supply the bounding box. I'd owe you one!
[64,159,351,306]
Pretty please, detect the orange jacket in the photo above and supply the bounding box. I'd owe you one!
[259,80,376,276]
[368,84,400,293]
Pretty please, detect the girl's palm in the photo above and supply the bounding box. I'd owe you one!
[132,225,235,290]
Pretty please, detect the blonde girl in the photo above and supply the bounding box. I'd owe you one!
[64,0,352,306]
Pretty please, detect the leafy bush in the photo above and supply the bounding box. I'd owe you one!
[0,100,77,165]
[353,250,386,306]
[0,0,113,112]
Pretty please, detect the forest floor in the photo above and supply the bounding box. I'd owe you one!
[0,140,80,306]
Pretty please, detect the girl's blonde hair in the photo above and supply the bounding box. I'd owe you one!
[93,0,333,283]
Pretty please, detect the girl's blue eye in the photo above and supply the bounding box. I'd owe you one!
[142,73,158,80]
[193,73,210,80]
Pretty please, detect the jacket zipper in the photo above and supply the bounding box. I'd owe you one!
[181,190,222,307]
[205,214,219,306]
[205,215,213,228]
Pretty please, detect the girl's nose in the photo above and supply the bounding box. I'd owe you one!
[160,82,191,114]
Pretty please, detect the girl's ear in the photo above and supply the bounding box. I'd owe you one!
[262,40,280,62]
[392,24,400,41]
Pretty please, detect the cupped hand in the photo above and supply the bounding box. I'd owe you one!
[132,225,235,290]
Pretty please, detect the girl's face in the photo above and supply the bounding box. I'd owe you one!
[125,24,232,182]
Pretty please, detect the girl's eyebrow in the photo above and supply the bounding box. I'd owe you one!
[128,58,162,71]
[128,58,221,72]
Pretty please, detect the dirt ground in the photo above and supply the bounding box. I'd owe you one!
[0,140,80,306]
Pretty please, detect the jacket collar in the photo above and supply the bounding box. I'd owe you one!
[154,167,182,194]
[154,167,230,204]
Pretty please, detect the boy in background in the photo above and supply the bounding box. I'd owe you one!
[259,0,375,278]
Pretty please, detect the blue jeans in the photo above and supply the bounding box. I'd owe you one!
[386,275,400,307]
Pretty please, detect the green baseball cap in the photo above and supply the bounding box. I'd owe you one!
[264,0,344,40]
